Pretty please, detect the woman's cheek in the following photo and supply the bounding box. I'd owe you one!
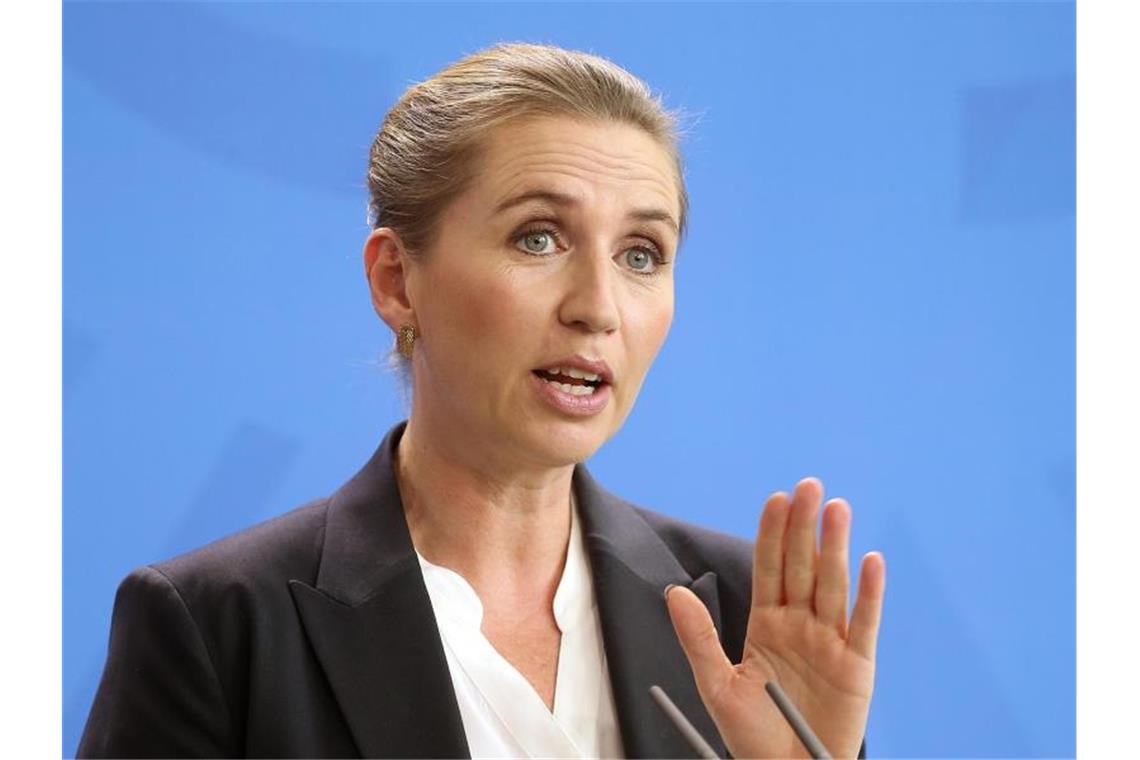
[481,265,549,319]
[631,294,675,359]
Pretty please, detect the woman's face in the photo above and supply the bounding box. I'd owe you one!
[406,116,680,469]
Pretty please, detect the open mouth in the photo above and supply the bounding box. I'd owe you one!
[532,367,605,396]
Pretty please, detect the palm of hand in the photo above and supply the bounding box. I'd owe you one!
[667,479,885,759]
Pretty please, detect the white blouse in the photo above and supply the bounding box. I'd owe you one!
[415,497,624,758]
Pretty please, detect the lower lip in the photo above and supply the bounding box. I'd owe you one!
[531,372,612,417]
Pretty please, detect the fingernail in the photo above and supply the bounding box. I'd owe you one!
[663,583,677,601]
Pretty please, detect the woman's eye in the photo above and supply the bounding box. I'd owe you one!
[516,230,557,255]
[621,247,659,274]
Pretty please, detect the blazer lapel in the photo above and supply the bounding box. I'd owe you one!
[287,420,725,759]
[289,423,469,759]
[574,467,727,759]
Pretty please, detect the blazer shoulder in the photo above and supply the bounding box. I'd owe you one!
[146,497,331,607]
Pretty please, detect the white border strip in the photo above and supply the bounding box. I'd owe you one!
[1077,1,1140,757]
[0,0,62,756]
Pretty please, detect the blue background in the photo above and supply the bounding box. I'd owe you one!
[63,2,1075,756]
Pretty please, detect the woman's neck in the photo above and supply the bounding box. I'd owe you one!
[395,417,574,607]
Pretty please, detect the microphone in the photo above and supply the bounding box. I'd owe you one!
[648,685,718,759]
[648,681,833,759]
[764,680,832,759]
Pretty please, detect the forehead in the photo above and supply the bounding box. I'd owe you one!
[466,116,682,224]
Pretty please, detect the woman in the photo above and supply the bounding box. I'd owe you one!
[78,43,884,759]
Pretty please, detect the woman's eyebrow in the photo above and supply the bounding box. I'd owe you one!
[493,188,578,214]
[630,208,680,234]
[493,189,679,234]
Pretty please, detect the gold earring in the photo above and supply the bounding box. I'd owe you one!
[397,324,417,360]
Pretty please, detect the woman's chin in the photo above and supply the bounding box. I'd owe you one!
[521,419,612,467]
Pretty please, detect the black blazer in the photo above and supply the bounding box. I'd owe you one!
[78,422,864,758]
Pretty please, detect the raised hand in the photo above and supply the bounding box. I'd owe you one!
[666,478,885,759]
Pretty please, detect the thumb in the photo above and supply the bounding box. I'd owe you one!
[665,585,735,706]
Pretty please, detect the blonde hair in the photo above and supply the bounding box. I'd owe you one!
[366,42,689,255]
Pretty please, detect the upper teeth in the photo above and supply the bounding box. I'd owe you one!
[544,366,600,382]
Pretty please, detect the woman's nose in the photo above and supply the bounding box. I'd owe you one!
[557,245,621,334]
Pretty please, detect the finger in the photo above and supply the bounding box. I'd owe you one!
[847,552,886,659]
[665,585,735,706]
[784,477,823,607]
[752,491,791,609]
[814,498,851,635]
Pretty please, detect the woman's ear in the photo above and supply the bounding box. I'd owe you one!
[363,228,415,331]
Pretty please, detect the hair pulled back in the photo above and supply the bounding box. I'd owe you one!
[366,43,688,255]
